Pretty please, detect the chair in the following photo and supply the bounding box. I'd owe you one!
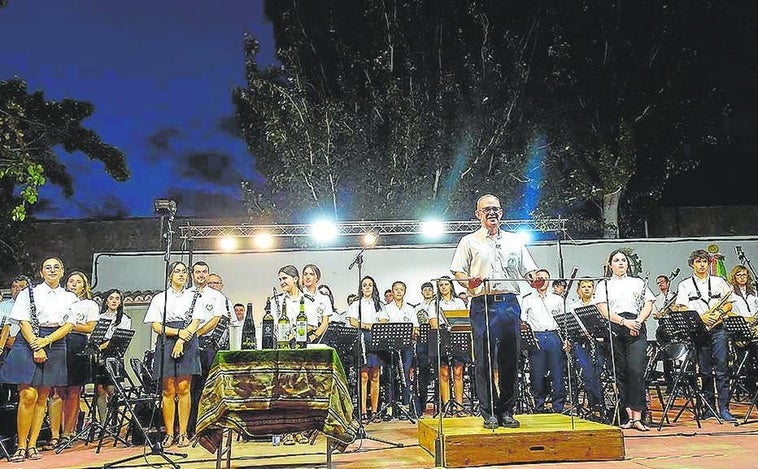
[130,356,157,395]
[96,357,159,453]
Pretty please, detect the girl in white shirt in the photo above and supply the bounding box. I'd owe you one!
[95,289,132,426]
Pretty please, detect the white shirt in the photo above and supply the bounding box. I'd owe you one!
[11,283,78,326]
[450,227,538,296]
[727,288,758,318]
[520,291,564,332]
[594,275,655,318]
[347,297,389,324]
[385,301,419,327]
[187,285,227,325]
[143,288,201,323]
[675,275,732,314]
[70,298,100,326]
[0,298,20,337]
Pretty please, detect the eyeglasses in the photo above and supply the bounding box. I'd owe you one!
[736,273,749,278]
[43,265,62,271]
[478,206,502,214]
[207,281,222,285]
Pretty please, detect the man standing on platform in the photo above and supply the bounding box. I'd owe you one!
[451,194,538,429]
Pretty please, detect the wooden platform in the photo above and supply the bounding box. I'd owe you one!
[418,414,625,467]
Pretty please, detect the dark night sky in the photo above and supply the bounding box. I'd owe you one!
[1,1,757,220]
[1,0,275,219]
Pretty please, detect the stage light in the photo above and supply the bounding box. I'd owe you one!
[153,198,177,214]
[253,232,274,249]
[311,220,338,243]
[362,232,378,247]
[516,230,533,244]
[420,220,445,240]
[218,236,238,251]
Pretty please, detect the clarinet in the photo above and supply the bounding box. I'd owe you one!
[183,288,201,328]
[25,277,40,336]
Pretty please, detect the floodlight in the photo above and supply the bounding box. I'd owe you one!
[420,220,445,239]
[219,236,237,251]
[253,232,274,249]
[362,232,378,247]
[311,220,338,243]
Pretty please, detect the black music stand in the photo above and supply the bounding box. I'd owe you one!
[368,322,415,426]
[415,323,432,415]
[723,316,758,409]
[55,318,115,453]
[574,305,611,341]
[657,311,721,430]
[554,311,587,344]
[514,323,539,414]
[428,327,472,417]
[318,323,361,368]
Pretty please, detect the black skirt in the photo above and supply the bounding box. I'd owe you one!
[65,332,91,386]
[152,320,201,380]
[0,326,68,387]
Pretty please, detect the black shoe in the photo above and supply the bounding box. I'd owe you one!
[702,410,718,420]
[482,416,499,429]
[499,414,520,428]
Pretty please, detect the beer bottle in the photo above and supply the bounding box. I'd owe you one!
[261,297,275,349]
[295,297,308,348]
[241,302,257,350]
[277,299,291,349]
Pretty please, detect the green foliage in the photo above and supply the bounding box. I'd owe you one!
[0,78,129,221]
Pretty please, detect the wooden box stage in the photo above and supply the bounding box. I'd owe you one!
[418,414,625,467]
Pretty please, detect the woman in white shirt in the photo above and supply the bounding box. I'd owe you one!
[94,289,132,426]
[47,271,100,450]
[430,276,467,415]
[0,257,77,462]
[143,261,202,449]
[347,275,389,422]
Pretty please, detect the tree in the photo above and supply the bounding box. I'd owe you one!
[236,0,546,224]
[0,78,129,221]
[0,78,129,276]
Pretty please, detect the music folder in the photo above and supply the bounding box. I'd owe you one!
[444,309,471,332]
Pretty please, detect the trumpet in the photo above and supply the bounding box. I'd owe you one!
[700,292,733,331]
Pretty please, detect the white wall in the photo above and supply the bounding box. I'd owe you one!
[91,235,758,347]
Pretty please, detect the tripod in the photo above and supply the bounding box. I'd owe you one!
[368,322,416,423]
[104,200,186,468]
[345,249,403,450]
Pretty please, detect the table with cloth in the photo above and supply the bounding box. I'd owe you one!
[194,347,358,468]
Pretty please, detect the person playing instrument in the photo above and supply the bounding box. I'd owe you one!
[0,257,78,462]
[383,280,418,420]
[94,289,131,426]
[144,261,202,449]
[451,194,538,429]
[187,261,228,438]
[347,275,389,423]
[521,269,567,413]
[652,273,678,387]
[207,273,233,350]
[429,276,467,415]
[595,249,655,431]
[729,265,758,318]
[47,271,100,451]
[674,249,736,423]
[567,278,605,412]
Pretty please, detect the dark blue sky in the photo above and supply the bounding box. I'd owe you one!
[1,0,275,219]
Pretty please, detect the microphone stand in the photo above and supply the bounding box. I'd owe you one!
[345,248,400,451]
[106,209,186,469]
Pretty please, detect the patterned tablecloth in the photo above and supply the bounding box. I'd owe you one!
[195,347,358,453]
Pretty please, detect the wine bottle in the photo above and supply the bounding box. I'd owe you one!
[295,296,308,348]
[277,299,291,349]
[261,296,275,349]
[241,302,256,350]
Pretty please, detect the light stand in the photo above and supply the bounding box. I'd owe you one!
[346,248,402,451]
[104,198,186,469]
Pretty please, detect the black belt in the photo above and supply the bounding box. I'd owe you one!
[475,293,516,303]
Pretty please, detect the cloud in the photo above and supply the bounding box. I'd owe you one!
[78,195,131,218]
[163,187,247,218]
[145,127,183,162]
[181,150,246,184]
[218,115,242,138]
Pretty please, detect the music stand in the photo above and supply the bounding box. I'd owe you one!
[574,305,611,341]
[55,319,116,453]
[318,323,361,368]
[723,316,757,405]
[515,323,539,414]
[657,310,721,430]
[553,311,587,345]
[368,322,415,425]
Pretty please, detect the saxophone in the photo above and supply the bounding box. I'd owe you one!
[700,291,733,332]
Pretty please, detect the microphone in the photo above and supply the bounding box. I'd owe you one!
[735,245,745,259]
[672,268,681,279]
[348,248,366,270]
